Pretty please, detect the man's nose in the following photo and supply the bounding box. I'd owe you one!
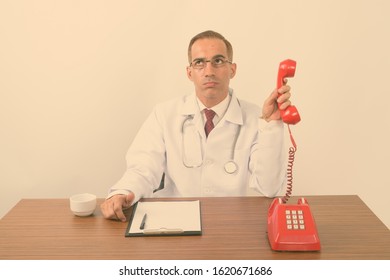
[203,61,216,75]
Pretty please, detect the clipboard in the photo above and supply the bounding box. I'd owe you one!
[125,200,202,237]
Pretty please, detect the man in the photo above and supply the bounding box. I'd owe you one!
[101,30,293,221]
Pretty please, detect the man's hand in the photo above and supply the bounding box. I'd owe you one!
[262,84,292,121]
[100,192,135,222]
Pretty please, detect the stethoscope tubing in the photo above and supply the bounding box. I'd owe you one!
[181,115,241,174]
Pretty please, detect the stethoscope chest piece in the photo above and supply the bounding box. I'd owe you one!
[224,161,238,174]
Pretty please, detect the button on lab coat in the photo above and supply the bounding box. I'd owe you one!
[109,90,286,203]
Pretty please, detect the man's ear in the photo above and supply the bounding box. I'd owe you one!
[186,66,194,81]
[230,63,237,79]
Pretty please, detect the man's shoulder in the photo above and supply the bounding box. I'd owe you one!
[237,98,260,108]
[157,94,192,106]
[154,94,194,112]
[152,94,194,119]
[234,97,261,114]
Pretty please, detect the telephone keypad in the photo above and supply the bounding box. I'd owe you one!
[285,209,305,230]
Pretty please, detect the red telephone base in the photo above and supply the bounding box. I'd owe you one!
[267,198,321,251]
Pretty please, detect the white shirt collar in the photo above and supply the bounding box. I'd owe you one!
[196,93,231,124]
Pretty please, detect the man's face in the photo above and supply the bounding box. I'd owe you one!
[187,38,236,107]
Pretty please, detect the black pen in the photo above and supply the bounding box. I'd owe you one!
[140,213,147,230]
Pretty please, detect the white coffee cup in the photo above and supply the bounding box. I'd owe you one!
[70,193,97,216]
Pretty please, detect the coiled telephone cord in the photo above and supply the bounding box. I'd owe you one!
[282,125,297,204]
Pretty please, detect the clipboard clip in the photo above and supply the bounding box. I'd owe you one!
[143,228,184,235]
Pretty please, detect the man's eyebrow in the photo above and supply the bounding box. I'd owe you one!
[192,54,227,61]
[192,57,205,61]
[212,54,226,59]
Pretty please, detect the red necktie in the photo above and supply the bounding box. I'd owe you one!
[204,109,216,137]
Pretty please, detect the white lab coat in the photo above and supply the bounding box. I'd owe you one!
[109,90,286,203]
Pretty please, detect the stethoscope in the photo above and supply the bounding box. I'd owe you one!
[181,114,242,174]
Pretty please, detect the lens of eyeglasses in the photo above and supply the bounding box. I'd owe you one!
[191,58,231,69]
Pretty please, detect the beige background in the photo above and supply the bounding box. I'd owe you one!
[1,0,389,229]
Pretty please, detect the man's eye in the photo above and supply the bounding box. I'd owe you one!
[213,58,224,64]
[193,60,204,66]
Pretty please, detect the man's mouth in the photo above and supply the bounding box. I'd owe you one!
[203,81,218,87]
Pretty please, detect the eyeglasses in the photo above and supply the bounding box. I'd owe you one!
[190,57,232,70]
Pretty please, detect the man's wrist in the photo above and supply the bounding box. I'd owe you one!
[106,189,131,200]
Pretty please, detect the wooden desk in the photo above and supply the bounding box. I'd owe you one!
[0,195,389,260]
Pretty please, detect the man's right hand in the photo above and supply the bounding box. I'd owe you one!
[100,192,135,222]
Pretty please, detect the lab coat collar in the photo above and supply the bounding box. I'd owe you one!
[180,88,243,126]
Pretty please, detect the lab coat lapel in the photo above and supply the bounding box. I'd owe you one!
[217,94,243,128]
[181,94,205,138]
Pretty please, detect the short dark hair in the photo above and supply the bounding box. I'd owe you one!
[187,30,233,64]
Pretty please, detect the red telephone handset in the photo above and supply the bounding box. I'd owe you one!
[277,59,301,125]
